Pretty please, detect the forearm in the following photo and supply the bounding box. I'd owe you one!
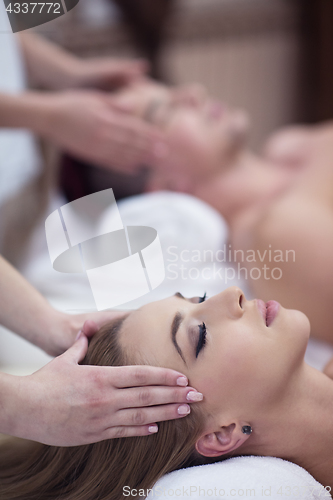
[0,255,76,353]
[18,33,81,90]
[0,91,52,133]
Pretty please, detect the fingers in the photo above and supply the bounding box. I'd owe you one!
[63,332,88,364]
[104,424,159,440]
[109,59,149,82]
[81,320,99,339]
[96,97,169,171]
[81,58,150,90]
[111,365,189,389]
[108,118,168,169]
[117,386,203,409]
[103,96,165,140]
[116,402,192,428]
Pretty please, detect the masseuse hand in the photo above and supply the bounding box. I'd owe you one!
[5,323,201,446]
[70,57,150,91]
[0,256,202,446]
[40,90,167,173]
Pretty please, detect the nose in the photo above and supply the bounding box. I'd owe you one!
[198,286,245,320]
[227,286,245,317]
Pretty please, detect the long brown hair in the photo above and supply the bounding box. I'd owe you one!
[0,317,206,500]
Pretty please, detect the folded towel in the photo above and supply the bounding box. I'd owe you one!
[146,456,330,499]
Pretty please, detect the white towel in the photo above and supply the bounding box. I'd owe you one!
[146,456,330,499]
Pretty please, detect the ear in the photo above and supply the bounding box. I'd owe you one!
[195,423,250,457]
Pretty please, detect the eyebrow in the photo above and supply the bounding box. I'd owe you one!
[171,312,187,366]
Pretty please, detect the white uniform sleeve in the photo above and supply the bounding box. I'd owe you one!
[0,1,42,208]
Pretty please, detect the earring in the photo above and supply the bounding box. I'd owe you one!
[242,425,252,435]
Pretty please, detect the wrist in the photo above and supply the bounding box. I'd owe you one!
[39,309,80,357]
[61,59,89,89]
[24,92,59,137]
[0,373,23,437]
[0,372,47,442]
[0,91,57,136]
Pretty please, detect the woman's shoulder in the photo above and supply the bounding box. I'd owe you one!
[262,121,333,176]
[262,124,315,170]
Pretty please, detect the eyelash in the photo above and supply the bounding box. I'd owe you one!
[195,292,207,357]
[196,322,207,358]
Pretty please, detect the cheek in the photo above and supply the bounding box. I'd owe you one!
[191,328,289,413]
[190,332,261,408]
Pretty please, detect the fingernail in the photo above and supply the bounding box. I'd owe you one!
[153,142,169,158]
[75,330,83,341]
[178,404,190,415]
[148,424,158,433]
[176,376,188,387]
[186,391,203,402]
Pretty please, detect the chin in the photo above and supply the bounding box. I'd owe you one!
[285,308,311,350]
[291,308,310,331]
[278,308,310,370]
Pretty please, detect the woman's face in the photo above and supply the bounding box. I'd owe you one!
[114,80,250,189]
[120,287,310,424]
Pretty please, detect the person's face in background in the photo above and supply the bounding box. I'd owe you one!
[113,79,250,192]
[119,287,310,444]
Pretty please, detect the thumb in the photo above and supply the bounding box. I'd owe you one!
[64,331,89,364]
[82,319,99,338]
[101,93,137,115]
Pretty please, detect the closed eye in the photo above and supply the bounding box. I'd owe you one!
[196,322,207,358]
[174,292,207,304]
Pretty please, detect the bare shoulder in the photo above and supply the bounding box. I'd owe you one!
[262,121,333,172]
[262,124,315,169]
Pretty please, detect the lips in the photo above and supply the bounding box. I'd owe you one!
[256,299,280,326]
[266,300,280,326]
